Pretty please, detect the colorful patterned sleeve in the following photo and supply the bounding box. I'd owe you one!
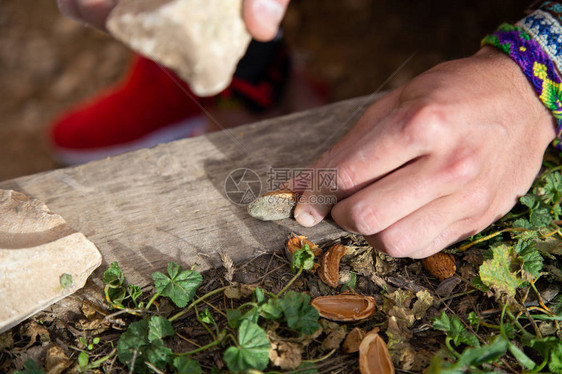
[482,2,562,148]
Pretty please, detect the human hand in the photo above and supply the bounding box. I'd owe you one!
[56,0,289,40]
[292,47,556,259]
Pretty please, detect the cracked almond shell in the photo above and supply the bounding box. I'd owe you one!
[247,190,299,221]
[318,243,347,288]
[342,327,366,353]
[421,252,456,281]
[311,294,376,322]
[359,331,395,374]
[286,233,323,257]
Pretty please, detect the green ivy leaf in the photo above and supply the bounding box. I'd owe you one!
[200,308,216,325]
[117,320,150,373]
[541,171,562,204]
[223,320,270,372]
[432,312,479,348]
[528,336,562,374]
[520,194,553,227]
[103,262,124,286]
[117,319,173,373]
[289,362,319,374]
[513,218,532,229]
[78,351,89,367]
[291,244,315,273]
[515,240,544,278]
[479,244,523,301]
[467,312,480,330]
[453,336,508,369]
[148,316,175,343]
[259,298,283,321]
[128,284,143,304]
[104,262,127,306]
[152,262,203,308]
[255,287,265,304]
[280,291,320,335]
[227,307,259,329]
[341,272,357,292]
[173,356,202,374]
[14,359,45,374]
[59,273,73,289]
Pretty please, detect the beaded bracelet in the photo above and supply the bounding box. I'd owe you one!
[481,24,562,147]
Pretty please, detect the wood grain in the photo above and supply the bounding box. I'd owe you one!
[0,95,379,293]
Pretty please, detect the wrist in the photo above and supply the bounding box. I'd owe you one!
[476,43,556,145]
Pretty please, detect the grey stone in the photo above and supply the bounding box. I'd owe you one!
[0,190,102,333]
[107,0,251,96]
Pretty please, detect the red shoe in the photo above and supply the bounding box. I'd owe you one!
[49,36,316,165]
[49,55,209,164]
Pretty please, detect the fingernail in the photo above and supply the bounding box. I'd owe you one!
[295,210,316,227]
[253,0,284,33]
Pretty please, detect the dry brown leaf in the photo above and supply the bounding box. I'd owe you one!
[359,330,395,374]
[321,324,347,350]
[318,243,348,288]
[76,318,110,335]
[311,294,376,322]
[348,246,375,276]
[81,301,98,319]
[224,283,255,299]
[269,340,303,370]
[421,252,456,281]
[45,345,72,374]
[22,321,50,348]
[342,327,366,353]
[412,290,434,320]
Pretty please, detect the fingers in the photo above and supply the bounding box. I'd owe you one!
[362,186,492,258]
[294,92,435,227]
[57,0,116,31]
[331,151,480,236]
[243,0,290,41]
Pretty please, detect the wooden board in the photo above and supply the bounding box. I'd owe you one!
[0,95,379,293]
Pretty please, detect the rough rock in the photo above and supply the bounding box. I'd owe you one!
[0,190,102,333]
[107,0,251,96]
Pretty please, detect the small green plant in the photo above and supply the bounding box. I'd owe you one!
[98,239,321,373]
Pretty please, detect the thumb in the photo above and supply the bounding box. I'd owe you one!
[243,0,290,42]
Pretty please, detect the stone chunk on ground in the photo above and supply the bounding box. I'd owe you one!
[0,190,102,333]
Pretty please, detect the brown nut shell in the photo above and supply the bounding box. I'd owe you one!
[359,330,395,374]
[318,243,347,288]
[286,233,322,257]
[342,327,366,353]
[311,294,376,322]
[247,190,299,221]
[421,252,456,281]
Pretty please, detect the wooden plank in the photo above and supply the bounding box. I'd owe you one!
[0,95,378,291]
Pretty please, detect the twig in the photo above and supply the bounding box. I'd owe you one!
[458,228,529,251]
[302,349,336,363]
[127,350,138,374]
[276,267,303,297]
[144,361,166,374]
[169,286,229,322]
[176,332,201,348]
